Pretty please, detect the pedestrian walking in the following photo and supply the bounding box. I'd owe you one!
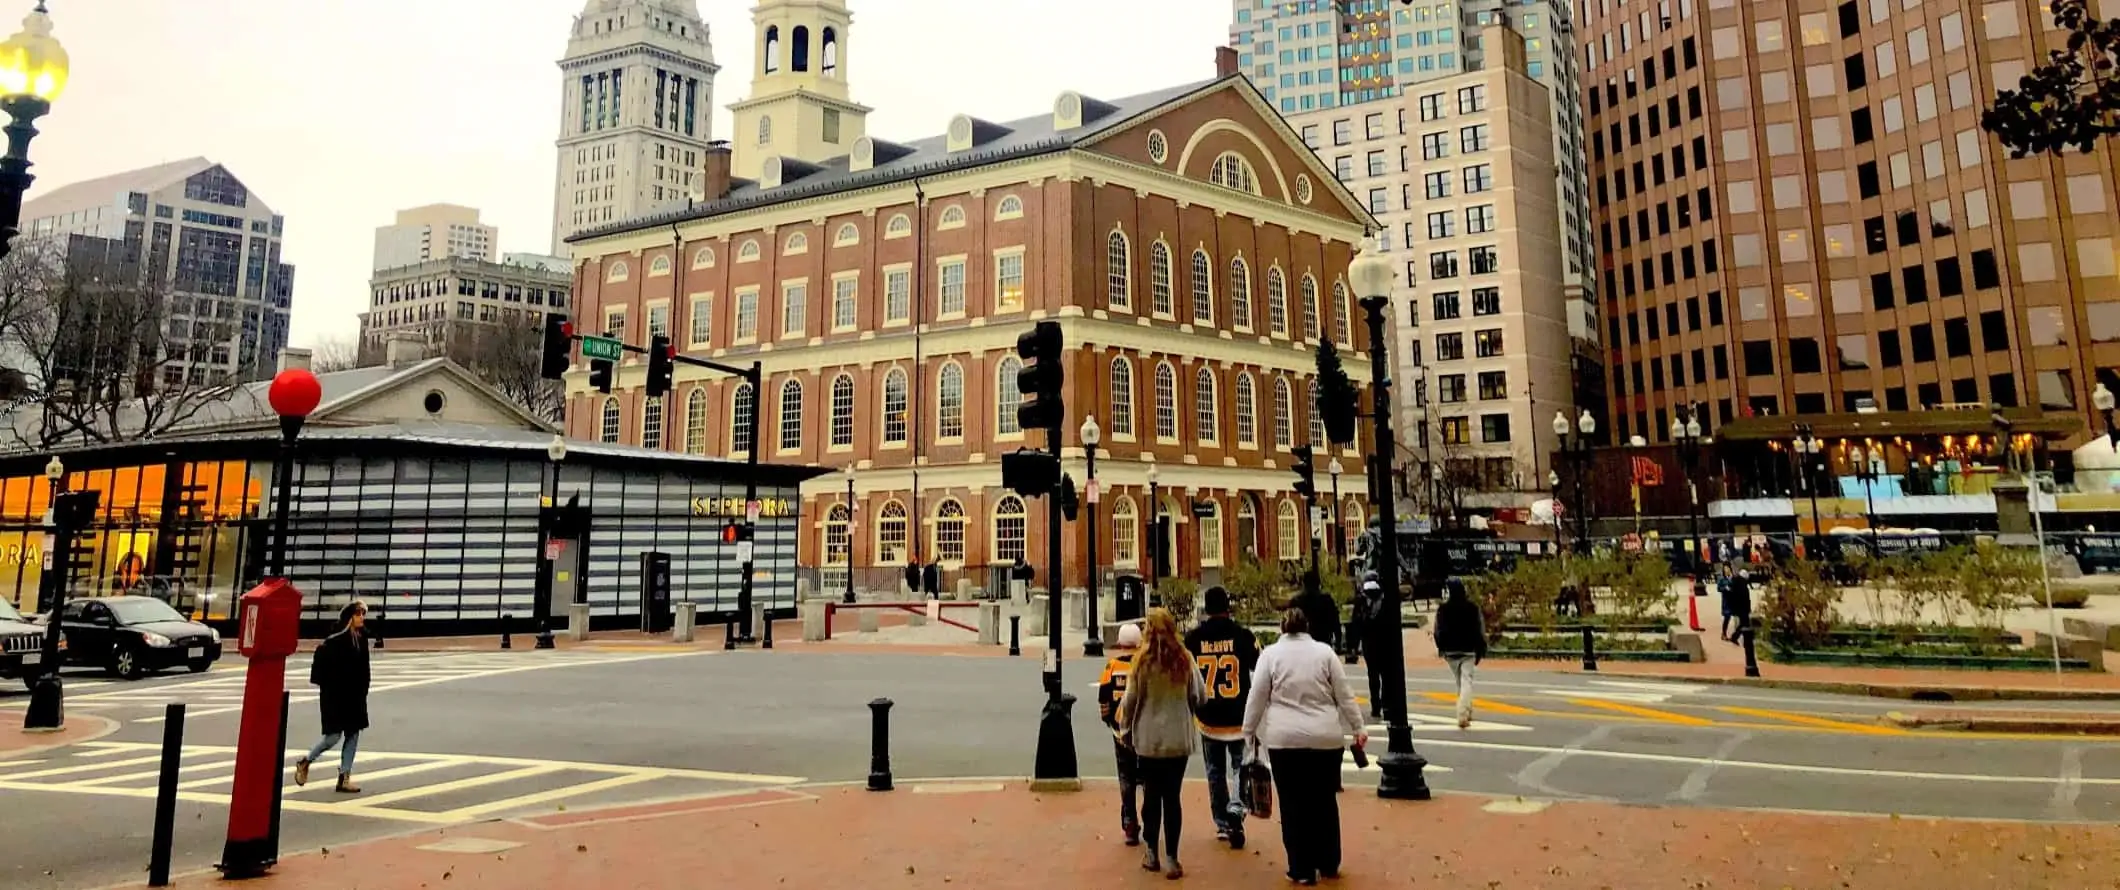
[1351,574,1387,716]
[1096,623,1144,846]
[1721,568,1753,642]
[1184,587,1258,850]
[1241,608,1367,886]
[1289,584,1340,652]
[294,601,371,794]
[1432,578,1488,729]
[1120,608,1206,879]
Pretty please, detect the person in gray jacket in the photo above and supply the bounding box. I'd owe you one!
[1121,608,1206,879]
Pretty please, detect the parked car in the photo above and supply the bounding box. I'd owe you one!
[56,596,222,680]
[0,598,59,689]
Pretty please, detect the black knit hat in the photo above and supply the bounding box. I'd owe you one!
[1203,586,1231,615]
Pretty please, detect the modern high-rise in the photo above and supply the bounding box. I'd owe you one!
[1581,0,2119,450]
[373,204,496,271]
[1290,25,1575,510]
[21,157,295,385]
[552,0,720,255]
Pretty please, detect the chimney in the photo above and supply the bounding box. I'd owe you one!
[276,347,312,373]
[384,331,427,369]
[700,141,733,202]
[1215,45,1240,78]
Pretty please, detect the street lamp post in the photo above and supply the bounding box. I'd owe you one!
[1327,457,1343,564]
[1853,443,1881,550]
[1350,235,1431,801]
[1553,410,1598,553]
[536,435,566,649]
[1547,469,1563,554]
[842,463,858,605]
[1146,463,1161,601]
[0,2,67,263]
[1793,423,1824,544]
[21,454,65,731]
[1671,405,1704,574]
[1081,414,1104,657]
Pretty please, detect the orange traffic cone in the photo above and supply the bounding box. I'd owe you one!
[1686,584,1705,632]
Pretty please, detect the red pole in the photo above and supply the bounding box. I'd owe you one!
[219,642,289,875]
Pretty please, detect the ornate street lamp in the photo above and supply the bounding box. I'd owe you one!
[842,463,857,605]
[1670,405,1705,573]
[0,2,66,261]
[266,367,322,577]
[1080,414,1104,656]
[1145,462,1160,600]
[536,435,566,649]
[1554,410,1598,553]
[21,452,66,731]
[1793,423,1824,544]
[1327,457,1344,563]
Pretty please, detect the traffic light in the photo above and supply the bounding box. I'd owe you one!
[1002,447,1061,497]
[588,359,614,394]
[541,315,573,381]
[1291,444,1317,500]
[1014,320,1065,433]
[645,334,675,398]
[720,520,753,543]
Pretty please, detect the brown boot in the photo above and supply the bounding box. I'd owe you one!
[335,771,361,794]
[293,758,310,787]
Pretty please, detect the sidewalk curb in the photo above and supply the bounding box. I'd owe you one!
[1880,710,2120,735]
[1597,671,2120,702]
[1,712,118,758]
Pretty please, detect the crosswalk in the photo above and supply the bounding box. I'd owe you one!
[48,650,696,722]
[0,739,802,825]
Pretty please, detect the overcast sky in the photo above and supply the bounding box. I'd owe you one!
[28,0,1234,348]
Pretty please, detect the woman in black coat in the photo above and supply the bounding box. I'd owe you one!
[294,601,371,793]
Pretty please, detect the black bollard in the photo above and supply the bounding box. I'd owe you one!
[500,613,513,650]
[535,619,555,650]
[1580,625,1598,672]
[1742,626,1761,678]
[762,608,774,650]
[1008,615,1021,657]
[724,619,736,650]
[266,691,289,864]
[371,612,384,649]
[148,702,186,887]
[867,697,895,792]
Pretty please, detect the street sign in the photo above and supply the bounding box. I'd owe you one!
[580,335,624,362]
[735,540,755,564]
[1085,480,1100,503]
[745,500,762,523]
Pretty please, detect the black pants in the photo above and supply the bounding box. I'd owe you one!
[1113,739,1139,833]
[1137,754,1188,859]
[1268,747,1344,880]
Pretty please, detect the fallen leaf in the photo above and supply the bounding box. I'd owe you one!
[576,845,588,853]
[906,866,916,875]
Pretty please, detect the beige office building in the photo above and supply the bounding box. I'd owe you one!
[372,204,496,271]
[1288,26,1574,507]
[360,256,573,356]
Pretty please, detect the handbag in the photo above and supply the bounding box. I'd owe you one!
[1239,743,1274,819]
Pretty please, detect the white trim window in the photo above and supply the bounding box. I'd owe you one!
[1273,377,1293,449]
[1195,367,1219,444]
[1229,257,1253,330]
[1266,267,1289,337]
[1277,500,1301,559]
[731,383,757,455]
[993,495,1028,563]
[641,397,664,449]
[780,281,808,338]
[937,362,965,440]
[884,266,912,326]
[994,248,1026,313]
[1300,275,1322,341]
[1198,501,1225,566]
[829,374,855,448]
[933,499,967,564]
[1234,371,1256,447]
[1111,496,1139,567]
[599,397,621,444]
[1190,249,1214,326]
[1107,231,1132,311]
[1149,242,1174,317]
[777,379,804,452]
[1109,357,1134,437]
[882,368,910,445]
[1154,362,1178,440]
[689,295,712,347]
[735,288,760,342]
[877,500,909,565]
[996,356,1025,436]
[832,275,858,332]
[938,258,967,318]
[684,388,709,454]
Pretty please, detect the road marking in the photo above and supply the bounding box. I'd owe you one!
[1412,737,2120,785]
[1368,715,1534,733]
[1418,691,1533,714]
[69,760,223,787]
[5,754,165,780]
[339,765,562,807]
[1566,698,1715,726]
[283,758,465,795]
[1715,706,1903,734]
[0,758,46,767]
[1343,749,1452,773]
[433,772,656,820]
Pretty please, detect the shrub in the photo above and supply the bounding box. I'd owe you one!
[1956,542,2041,632]
[1761,558,1839,650]
[1157,577,1199,625]
[2046,583,2092,609]
[1224,557,1286,626]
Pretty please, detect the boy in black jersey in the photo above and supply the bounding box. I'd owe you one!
[1185,586,1259,849]
[1097,623,1143,845]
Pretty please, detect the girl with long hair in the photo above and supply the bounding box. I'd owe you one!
[1119,608,1205,879]
[294,601,372,793]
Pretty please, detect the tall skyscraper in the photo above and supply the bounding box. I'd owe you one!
[373,204,497,271]
[22,158,294,384]
[552,0,719,255]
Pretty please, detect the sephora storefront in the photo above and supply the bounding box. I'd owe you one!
[0,422,820,637]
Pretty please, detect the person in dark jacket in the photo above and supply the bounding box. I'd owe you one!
[1430,579,1488,729]
[1350,575,1387,716]
[1721,569,1753,642]
[1289,586,1341,652]
[294,601,372,793]
[1184,586,1259,849]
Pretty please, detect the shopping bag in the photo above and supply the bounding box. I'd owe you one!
[1240,749,1273,819]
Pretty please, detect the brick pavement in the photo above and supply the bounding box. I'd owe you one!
[140,779,2120,890]
[2,713,115,755]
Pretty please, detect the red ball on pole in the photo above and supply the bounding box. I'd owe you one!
[267,368,321,419]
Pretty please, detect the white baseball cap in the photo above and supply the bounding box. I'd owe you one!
[1115,623,1143,649]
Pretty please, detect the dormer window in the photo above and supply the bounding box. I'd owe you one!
[994,195,1024,221]
[938,205,966,230]
[785,232,810,255]
[1210,153,1259,195]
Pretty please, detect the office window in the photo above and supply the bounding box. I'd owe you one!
[1433,290,1461,319]
[1437,332,1465,360]
[1472,287,1500,316]
[1466,205,1496,233]
[1427,211,1456,239]
[1463,164,1493,193]
[1422,132,1449,159]
[1438,374,1467,403]
[1474,328,1504,357]
[1481,413,1512,443]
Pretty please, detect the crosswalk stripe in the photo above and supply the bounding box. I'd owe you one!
[1418,691,1534,714]
[438,772,657,820]
[1716,705,1904,735]
[284,758,465,795]
[1341,749,1452,773]
[341,765,560,807]
[1564,698,1714,726]
[7,754,165,779]
[68,760,223,787]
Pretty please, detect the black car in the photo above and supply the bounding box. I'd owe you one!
[0,598,60,689]
[56,596,222,680]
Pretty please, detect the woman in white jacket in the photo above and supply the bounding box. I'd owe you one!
[1241,608,1368,886]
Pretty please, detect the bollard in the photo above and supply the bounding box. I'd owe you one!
[148,702,186,887]
[500,613,513,650]
[535,618,556,649]
[1742,626,1761,678]
[1009,615,1022,657]
[724,619,737,650]
[371,612,384,649]
[762,607,775,649]
[867,697,895,792]
[1580,625,1598,672]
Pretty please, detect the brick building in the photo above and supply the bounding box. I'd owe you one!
[562,0,1379,592]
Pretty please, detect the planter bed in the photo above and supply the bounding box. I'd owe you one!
[1501,622,1676,635]
[1490,633,1693,663]
[1816,628,2019,647]
[1766,647,2095,671]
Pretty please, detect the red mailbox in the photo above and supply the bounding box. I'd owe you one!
[236,578,302,658]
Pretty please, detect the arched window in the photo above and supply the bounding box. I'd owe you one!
[606,261,630,283]
[1332,282,1352,344]
[821,26,840,75]
[642,397,664,448]
[1308,380,1325,447]
[933,499,967,564]
[784,232,809,255]
[1300,275,1322,341]
[1149,242,1174,316]
[1109,358,1134,436]
[1277,500,1301,559]
[1111,496,1139,567]
[994,195,1024,220]
[1199,501,1225,566]
[763,25,780,73]
[886,214,911,238]
[731,382,757,454]
[599,397,621,444]
[993,496,1028,563]
[791,25,811,71]
[1190,249,1214,325]
[834,223,860,246]
[1209,152,1258,194]
[1237,499,1258,559]
[776,379,804,451]
[1228,257,1252,329]
[1266,267,1289,336]
[692,246,716,269]
[1234,372,1256,446]
[1273,377,1293,449]
[938,205,966,229]
[937,362,965,439]
[1195,368,1219,444]
[1154,362,1178,440]
[757,115,772,145]
[649,255,672,277]
[684,389,708,454]
[1107,230,1132,311]
[1342,499,1364,556]
[825,503,851,566]
[738,239,761,262]
[830,374,855,447]
[996,356,1024,435]
[882,368,909,444]
[876,500,908,565]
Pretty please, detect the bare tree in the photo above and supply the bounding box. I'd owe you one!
[0,237,246,449]
[445,321,562,421]
[308,334,363,373]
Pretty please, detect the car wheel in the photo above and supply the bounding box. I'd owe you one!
[112,646,145,681]
[186,658,211,673]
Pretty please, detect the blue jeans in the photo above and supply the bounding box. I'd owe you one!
[1200,736,1246,834]
[305,730,360,776]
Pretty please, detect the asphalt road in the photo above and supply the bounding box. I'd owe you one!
[2,648,2116,890]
